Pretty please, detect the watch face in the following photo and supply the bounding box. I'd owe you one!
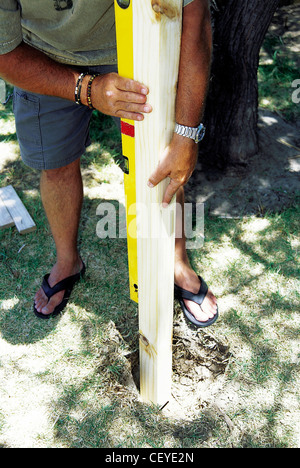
[196,124,205,143]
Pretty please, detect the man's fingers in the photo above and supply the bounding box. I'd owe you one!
[116,100,152,114]
[162,179,180,207]
[148,166,180,206]
[115,77,152,120]
[116,75,149,96]
[95,73,151,120]
[147,163,169,189]
[118,90,148,104]
[115,102,152,121]
[116,110,145,121]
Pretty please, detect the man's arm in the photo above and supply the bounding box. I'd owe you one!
[0,42,151,121]
[148,0,212,205]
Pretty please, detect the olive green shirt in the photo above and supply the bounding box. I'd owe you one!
[0,0,195,66]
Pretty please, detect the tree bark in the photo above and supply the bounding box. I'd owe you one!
[201,0,279,168]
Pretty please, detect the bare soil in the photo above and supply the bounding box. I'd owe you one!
[186,4,300,218]
[186,108,299,218]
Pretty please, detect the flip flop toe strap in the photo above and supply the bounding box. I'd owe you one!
[174,275,208,307]
[41,272,81,299]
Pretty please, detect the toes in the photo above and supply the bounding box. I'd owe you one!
[184,299,213,322]
[41,292,64,316]
[41,301,54,315]
[34,289,44,303]
[34,288,48,312]
[35,299,46,313]
[183,288,218,323]
[203,291,218,314]
[34,287,65,315]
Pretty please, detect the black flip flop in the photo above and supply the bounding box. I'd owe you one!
[33,262,86,319]
[174,275,218,328]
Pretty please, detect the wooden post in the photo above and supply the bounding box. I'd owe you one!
[115,0,183,406]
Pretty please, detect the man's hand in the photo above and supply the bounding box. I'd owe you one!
[147,133,198,206]
[146,0,211,207]
[90,72,152,121]
[0,44,153,122]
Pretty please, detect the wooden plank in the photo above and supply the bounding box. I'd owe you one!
[133,0,182,406]
[115,0,182,405]
[0,185,36,234]
[0,196,14,229]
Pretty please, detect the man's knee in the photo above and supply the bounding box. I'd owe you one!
[41,159,81,182]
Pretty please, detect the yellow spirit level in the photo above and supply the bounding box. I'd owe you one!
[114,0,138,303]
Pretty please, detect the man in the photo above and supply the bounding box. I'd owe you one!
[0,0,218,326]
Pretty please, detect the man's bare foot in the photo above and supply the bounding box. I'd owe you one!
[174,263,218,324]
[34,256,83,317]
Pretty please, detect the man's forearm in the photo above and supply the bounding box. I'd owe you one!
[0,41,151,121]
[0,42,79,101]
[176,0,212,127]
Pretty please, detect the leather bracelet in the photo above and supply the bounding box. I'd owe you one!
[86,74,99,110]
[75,72,88,105]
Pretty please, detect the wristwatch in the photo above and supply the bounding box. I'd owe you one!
[174,122,206,144]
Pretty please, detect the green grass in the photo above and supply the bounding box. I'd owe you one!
[258,34,300,122]
[0,130,299,447]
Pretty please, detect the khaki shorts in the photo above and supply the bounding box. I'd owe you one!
[13,64,119,170]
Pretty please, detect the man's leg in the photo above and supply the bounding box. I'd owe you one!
[174,186,218,323]
[13,68,118,317]
[34,158,84,316]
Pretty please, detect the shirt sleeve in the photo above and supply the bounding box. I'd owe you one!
[0,0,22,55]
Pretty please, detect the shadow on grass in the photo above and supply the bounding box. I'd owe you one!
[0,181,298,447]
[0,111,298,447]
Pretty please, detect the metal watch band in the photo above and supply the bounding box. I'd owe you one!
[174,123,205,144]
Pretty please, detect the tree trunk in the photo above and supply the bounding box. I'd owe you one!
[201,0,279,168]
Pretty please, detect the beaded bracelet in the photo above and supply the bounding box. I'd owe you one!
[75,72,88,105]
[86,74,99,110]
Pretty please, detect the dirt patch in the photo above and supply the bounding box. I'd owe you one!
[103,317,232,417]
[168,316,232,417]
[186,109,299,218]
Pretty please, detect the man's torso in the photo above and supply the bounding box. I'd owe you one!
[0,0,195,66]
[19,0,117,65]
